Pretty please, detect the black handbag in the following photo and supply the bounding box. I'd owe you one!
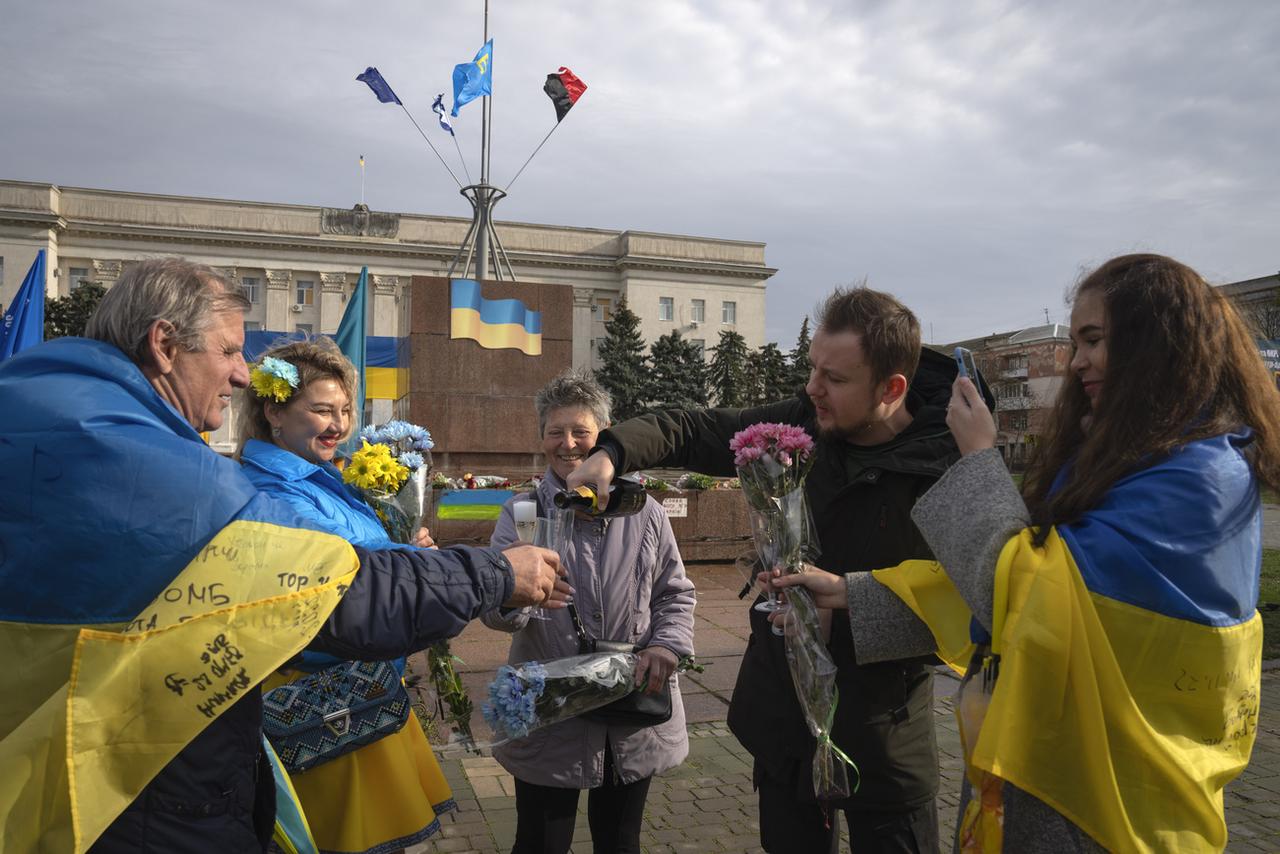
[569,603,673,727]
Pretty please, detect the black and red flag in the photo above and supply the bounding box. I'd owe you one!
[543,67,587,122]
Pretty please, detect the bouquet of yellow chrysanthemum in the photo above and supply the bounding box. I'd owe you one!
[343,422,478,747]
[341,421,433,544]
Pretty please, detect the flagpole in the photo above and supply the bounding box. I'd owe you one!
[359,155,366,206]
[452,134,473,185]
[475,0,492,282]
[505,122,560,193]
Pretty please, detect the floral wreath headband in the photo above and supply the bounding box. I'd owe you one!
[250,357,300,403]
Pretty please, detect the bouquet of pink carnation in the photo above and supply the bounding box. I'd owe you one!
[730,423,817,581]
[730,423,854,802]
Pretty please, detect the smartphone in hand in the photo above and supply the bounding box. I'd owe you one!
[953,347,986,406]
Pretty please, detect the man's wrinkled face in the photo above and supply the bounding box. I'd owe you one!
[167,311,250,431]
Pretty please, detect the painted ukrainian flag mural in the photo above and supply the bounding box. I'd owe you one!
[437,489,516,521]
[450,279,542,356]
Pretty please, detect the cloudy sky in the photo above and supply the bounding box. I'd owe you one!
[2,0,1277,345]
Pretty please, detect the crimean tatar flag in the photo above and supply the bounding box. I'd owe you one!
[451,39,493,117]
[449,279,541,356]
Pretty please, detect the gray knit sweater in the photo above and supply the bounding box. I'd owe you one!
[907,449,1104,853]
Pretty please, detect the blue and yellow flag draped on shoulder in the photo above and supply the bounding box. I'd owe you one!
[870,433,1262,853]
[0,338,360,852]
[449,278,542,355]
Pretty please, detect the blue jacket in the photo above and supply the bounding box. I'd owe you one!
[240,438,406,672]
[0,338,516,853]
[240,439,391,551]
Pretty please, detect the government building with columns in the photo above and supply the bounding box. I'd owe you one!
[0,179,775,463]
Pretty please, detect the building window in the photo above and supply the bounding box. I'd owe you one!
[691,299,705,323]
[69,266,91,291]
[241,276,261,304]
[244,320,263,331]
[691,338,706,355]
[722,301,737,324]
[296,279,315,306]
[294,323,313,336]
[595,298,612,322]
[659,296,674,322]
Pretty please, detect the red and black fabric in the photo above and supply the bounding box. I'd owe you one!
[543,67,587,122]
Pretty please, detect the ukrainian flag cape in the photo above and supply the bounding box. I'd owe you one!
[0,339,359,852]
[874,434,1262,853]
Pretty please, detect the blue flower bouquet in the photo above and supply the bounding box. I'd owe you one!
[481,652,638,744]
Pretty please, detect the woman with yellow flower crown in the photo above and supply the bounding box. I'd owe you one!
[236,336,454,854]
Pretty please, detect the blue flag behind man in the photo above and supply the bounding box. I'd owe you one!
[1,250,46,360]
[451,39,493,116]
[334,267,368,455]
[356,67,402,105]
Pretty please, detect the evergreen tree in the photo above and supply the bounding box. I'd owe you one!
[707,329,750,407]
[748,342,792,404]
[648,330,707,410]
[45,282,106,340]
[594,298,650,420]
[788,316,812,393]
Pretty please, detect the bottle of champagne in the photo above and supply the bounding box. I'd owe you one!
[554,475,647,517]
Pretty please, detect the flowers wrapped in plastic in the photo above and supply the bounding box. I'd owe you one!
[730,423,818,613]
[777,581,858,801]
[730,422,856,801]
[343,420,436,544]
[343,421,474,746]
[480,652,704,745]
[482,653,639,743]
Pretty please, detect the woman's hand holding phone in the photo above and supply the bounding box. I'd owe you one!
[946,377,998,455]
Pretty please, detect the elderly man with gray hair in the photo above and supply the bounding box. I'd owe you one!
[0,257,567,852]
[482,368,696,854]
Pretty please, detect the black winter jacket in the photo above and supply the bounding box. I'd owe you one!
[597,348,966,812]
[89,543,515,853]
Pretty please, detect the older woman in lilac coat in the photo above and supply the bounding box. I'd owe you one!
[483,369,696,854]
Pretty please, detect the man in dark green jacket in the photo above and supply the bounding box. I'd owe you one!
[569,287,980,853]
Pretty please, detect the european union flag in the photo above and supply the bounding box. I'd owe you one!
[356,67,402,105]
[451,39,493,117]
[0,250,46,360]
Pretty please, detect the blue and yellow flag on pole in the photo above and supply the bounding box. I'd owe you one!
[873,433,1261,853]
[0,338,360,851]
[451,39,493,116]
[449,278,541,355]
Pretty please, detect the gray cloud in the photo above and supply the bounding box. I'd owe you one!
[2,0,1276,344]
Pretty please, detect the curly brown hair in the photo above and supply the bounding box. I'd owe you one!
[234,336,359,460]
[1022,254,1280,542]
